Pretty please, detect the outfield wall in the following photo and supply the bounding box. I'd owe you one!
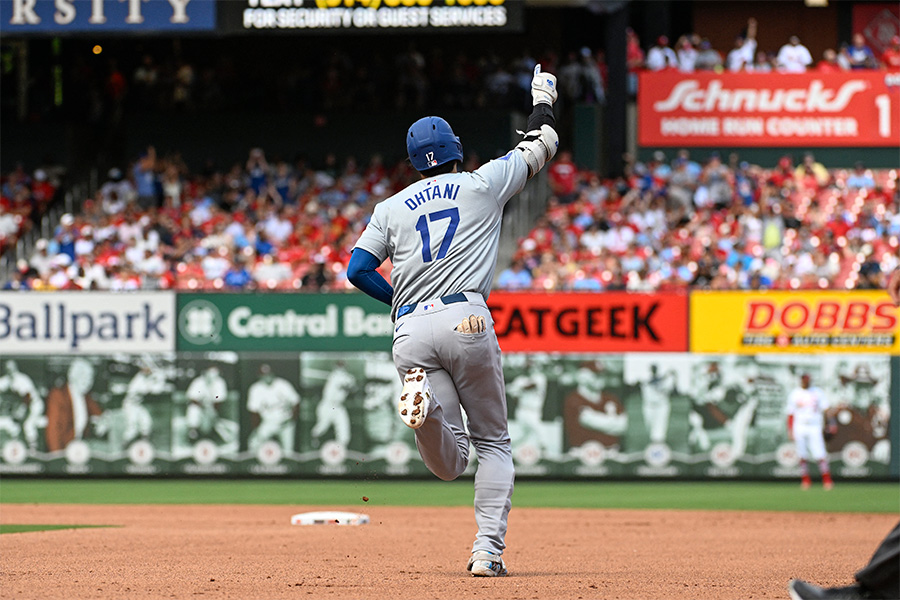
[0,291,897,479]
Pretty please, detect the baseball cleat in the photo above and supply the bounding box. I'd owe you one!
[399,367,431,429]
[788,579,871,600]
[467,550,507,577]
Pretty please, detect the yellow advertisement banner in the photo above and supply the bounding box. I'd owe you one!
[690,291,899,354]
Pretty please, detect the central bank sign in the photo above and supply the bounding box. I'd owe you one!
[177,293,393,351]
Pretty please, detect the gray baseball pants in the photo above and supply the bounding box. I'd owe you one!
[391,291,514,556]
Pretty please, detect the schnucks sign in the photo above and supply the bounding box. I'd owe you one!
[639,71,900,147]
[487,292,689,353]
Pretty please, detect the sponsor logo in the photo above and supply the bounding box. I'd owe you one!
[741,299,897,349]
[653,79,868,113]
[179,299,223,345]
[0,298,170,350]
[178,300,393,347]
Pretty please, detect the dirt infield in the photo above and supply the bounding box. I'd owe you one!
[1,504,895,600]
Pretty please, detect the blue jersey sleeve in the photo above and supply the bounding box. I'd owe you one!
[347,248,394,307]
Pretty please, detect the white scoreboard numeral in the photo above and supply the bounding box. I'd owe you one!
[875,94,891,138]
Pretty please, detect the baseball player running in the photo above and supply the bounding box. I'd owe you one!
[348,65,559,577]
[786,372,835,490]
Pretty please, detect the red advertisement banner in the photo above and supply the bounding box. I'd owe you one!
[638,71,900,147]
[486,292,688,353]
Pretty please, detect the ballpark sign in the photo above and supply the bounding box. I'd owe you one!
[690,291,899,354]
[639,71,900,147]
[176,293,393,351]
[0,291,175,353]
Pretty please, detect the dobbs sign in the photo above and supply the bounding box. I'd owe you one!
[691,291,899,354]
[487,292,688,353]
[639,71,900,147]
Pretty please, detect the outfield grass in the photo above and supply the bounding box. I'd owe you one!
[1,479,897,513]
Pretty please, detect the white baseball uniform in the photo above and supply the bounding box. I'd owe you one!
[0,369,44,448]
[247,376,300,451]
[641,369,675,444]
[310,367,354,447]
[185,371,237,444]
[122,369,166,443]
[787,385,830,461]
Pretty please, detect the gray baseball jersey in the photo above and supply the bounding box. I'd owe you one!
[353,150,531,558]
[354,151,529,318]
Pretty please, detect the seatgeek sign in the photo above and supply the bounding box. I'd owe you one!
[639,71,900,147]
[0,292,175,353]
[1,0,216,33]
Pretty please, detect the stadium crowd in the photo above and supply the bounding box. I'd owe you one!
[8,25,898,126]
[633,22,900,75]
[2,147,897,295]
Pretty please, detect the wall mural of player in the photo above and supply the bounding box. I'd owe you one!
[119,355,172,448]
[686,357,757,464]
[172,355,240,463]
[0,359,46,454]
[361,356,414,465]
[639,363,678,446]
[826,358,891,467]
[246,362,301,457]
[561,359,628,459]
[504,354,562,466]
[44,358,106,454]
[308,360,355,450]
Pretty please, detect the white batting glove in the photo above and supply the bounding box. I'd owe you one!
[456,315,486,334]
[531,64,558,106]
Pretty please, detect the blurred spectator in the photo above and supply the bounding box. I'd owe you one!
[626,28,645,95]
[132,54,160,111]
[726,18,758,72]
[816,49,844,73]
[548,151,578,203]
[576,48,606,104]
[846,162,876,190]
[793,153,830,189]
[750,50,775,72]
[846,33,878,70]
[776,36,813,72]
[695,40,723,71]
[497,258,533,290]
[133,147,158,209]
[881,36,900,69]
[676,36,698,73]
[646,36,678,71]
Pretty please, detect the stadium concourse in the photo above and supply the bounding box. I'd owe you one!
[1,148,897,294]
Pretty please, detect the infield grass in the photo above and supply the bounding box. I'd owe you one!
[0,524,116,534]
[1,479,897,513]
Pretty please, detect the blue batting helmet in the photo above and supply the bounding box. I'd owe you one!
[406,116,463,172]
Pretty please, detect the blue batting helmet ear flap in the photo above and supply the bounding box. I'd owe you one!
[406,116,463,172]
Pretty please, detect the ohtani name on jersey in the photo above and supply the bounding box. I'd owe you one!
[404,183,460,210]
